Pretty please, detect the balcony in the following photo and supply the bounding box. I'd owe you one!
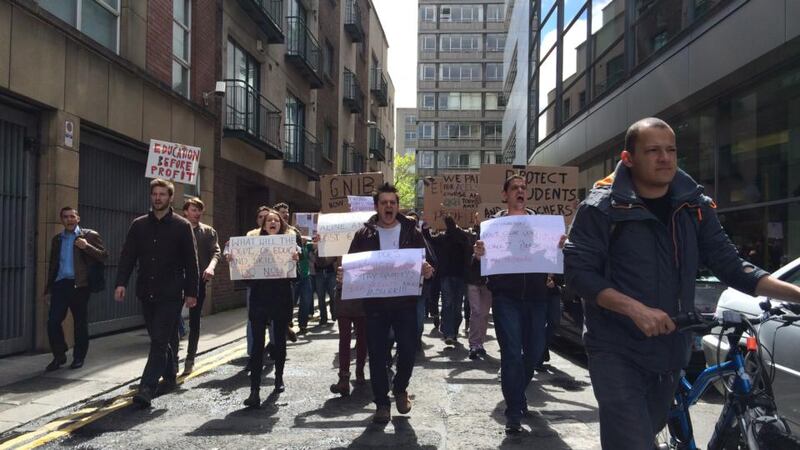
[283,124,322,180]
[285,17,324,88]
[342,141,365,174]
[343,0,364,42]
[236,0,283,43]
[222,79,282,159]
[370,67,389,107]
[342,69,364,114]
[368,127,386,161]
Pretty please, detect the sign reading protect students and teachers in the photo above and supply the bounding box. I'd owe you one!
[146,139,201,185]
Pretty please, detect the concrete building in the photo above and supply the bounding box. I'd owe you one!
[397,107,419,158]
[0,0,395,356]
[416,0,507,179]
[505,0,800,273]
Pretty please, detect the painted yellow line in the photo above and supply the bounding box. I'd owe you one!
[0,344,247,450]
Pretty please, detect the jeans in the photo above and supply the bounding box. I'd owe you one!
[140,299,184,392]
[249,302,288,390]
[48,280,90,361]
[365,306,417,406]
[440,276,465,338]
[185,281,207,361]
[314,270,337,322]
[466,284,492,350]
[337,317,367,374]
[295,276,314,328]
[588,351,680,450]
[492,295,547,424]
[425,276,440,318]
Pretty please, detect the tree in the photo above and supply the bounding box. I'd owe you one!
[393,152,416,210]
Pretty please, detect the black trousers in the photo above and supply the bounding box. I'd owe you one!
[365,305,417,407]
[141,299,183,392]
[48,280,90,361]
[249,302,289,390]
[185,281,207,361]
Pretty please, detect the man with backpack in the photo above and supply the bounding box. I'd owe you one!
[44,206,108,371]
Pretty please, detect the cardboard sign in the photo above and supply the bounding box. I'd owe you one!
[422,173,482,230]
[341,248,424,300]
[146,139,201,185]
[477,202,507,220]
[292,213,318,238]
[316,211,375,257]
[228,235,298,280]
[348,195,374,212]
[320,172,384,213]
[480,215,565,276]
[479,165,579,223]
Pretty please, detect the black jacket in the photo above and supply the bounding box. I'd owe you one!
[564,162,769,372]
[116,208,199,301]
[427,225,471,278]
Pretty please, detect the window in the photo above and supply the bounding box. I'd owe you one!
[484,122,502,140]
[437,151,480,169]
[440,34,481,53]
[419,64,436,81]
[439,5,482,23]
[420,5,436,22]
[440,63,481,81]
[39,0,120,52]
[323,124,334,160]
[486,63,503,81]
[405,115,417,125]
[438,122,481,140]
[172,0,190,98]
[485,93,500,110]
[421,35,437,52]
[405,130,417,140]
[486,34,506,52]
[418,151,435,168]
[417,122,434,139]
[438,92,481,111]
[486,4,505,22]
[226,39,260,133]
[440,6,451,21]
[419,93,436,110]
[323,41,335,78]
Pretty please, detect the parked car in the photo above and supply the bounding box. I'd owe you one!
[701,256,800,429]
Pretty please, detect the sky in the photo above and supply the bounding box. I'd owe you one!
[372,0,419,109]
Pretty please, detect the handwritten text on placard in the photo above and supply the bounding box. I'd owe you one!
[228,235,297,280]
[480,215,565,276]
[317,211,375,257]
[341,248,424,300]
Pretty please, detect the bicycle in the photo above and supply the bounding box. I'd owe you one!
[656,301,800,450]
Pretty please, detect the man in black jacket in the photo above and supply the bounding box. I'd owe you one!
[115,178,199,407]
[564,117,800,449]
[338,183,434,424]
[428,216,471,345]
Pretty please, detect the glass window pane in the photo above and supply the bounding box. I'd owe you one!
[591,39,624,99]
[538,104,556,141]
[562,10,588,82]
[172,60,188,97]
[538,50,557,113]
[562,73,586,121]
[719,203,799,273]
[39,0,77,25]
[591,0,625,58]
[633,0,686,65]
[173,22,188,61]
[173,0,188,26]
[81,0,118,51]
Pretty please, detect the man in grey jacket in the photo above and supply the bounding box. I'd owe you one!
[564,117,800,450]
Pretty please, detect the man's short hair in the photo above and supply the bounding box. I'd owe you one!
[59,206,78,218]
[150,178,175,196]
[273,202,289,211]
[256,205,270,216]
[372,182,400,205]
[624,117,674,153]
[183,197,205,211]
[503,174,526,192]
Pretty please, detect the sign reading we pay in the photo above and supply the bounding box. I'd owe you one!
[228,235,297,280]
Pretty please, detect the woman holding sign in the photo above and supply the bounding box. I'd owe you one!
[231,209,299,408]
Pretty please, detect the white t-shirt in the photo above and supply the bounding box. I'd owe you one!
[377,222,401,250]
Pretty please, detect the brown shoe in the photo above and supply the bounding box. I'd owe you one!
[329,372,350,396]
[373,405,391,424]
[394,391,412,414]
[287,328,298,343]
[355,367,366,385]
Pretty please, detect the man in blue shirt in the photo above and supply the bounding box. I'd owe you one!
[44,207,107,371]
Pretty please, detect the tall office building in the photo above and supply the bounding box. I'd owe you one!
[416,1,507,179]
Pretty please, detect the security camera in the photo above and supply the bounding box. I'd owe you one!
[213,81,226,97]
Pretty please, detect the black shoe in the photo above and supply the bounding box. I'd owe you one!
[444,337,455,346]
[478,348,487,356]
[468,349,479,360]
[156,378,178,396]
[69,359,84,369]
[274,376,285,393]
[244,389,260,407]
[298,326,308,335]
[45,355,67,372]
[505,422,523,434]
[133,387,153,408]
[521,407,534,418]
[432,315,440,328]
[319,319,328,326]
[287,328,298,343]
[183,358,195,375]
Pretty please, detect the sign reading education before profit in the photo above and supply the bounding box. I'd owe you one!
[320,172,384,213]
[228,235,298,281]
[341,248,425,300]
[479,165,579,224]
[480,215,565,276]
[316,211,375,257]
[422,173,481,230]
[146,139,201,185]
[292,213,319,239]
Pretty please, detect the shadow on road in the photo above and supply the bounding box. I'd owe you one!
[329,416,439,449]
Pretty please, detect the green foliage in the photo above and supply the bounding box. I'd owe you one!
[393,152,416,210]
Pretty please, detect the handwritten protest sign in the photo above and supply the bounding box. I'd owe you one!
[146,139,200,185]
[422,173,481,230]
[479,165,578,224]
[341,248,424,300]
[292,213,318,238]
[348,195,374,212]
[320,173,384,213]
[477,202,507,220]
[228,235,298,280]
[317,211,375,257]
[480,215,565,276]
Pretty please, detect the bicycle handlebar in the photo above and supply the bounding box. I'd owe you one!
[670,302,800,334]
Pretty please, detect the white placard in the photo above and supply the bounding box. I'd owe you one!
[480,215,564,276]
[317,211,375,257]
[228,235,298,280]
[146,139,201,185]
[348,195,374,212]
[341,248,425,300]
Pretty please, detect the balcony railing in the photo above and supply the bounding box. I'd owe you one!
[343,0,364,42]
[283,124,321,180]
[342,68,364,114]
[236,0,283,43]
[286,17,324,88]
[223,79,282,159]
[370,67,389,107]
[342,141,365,174]
[368,127,386,161]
